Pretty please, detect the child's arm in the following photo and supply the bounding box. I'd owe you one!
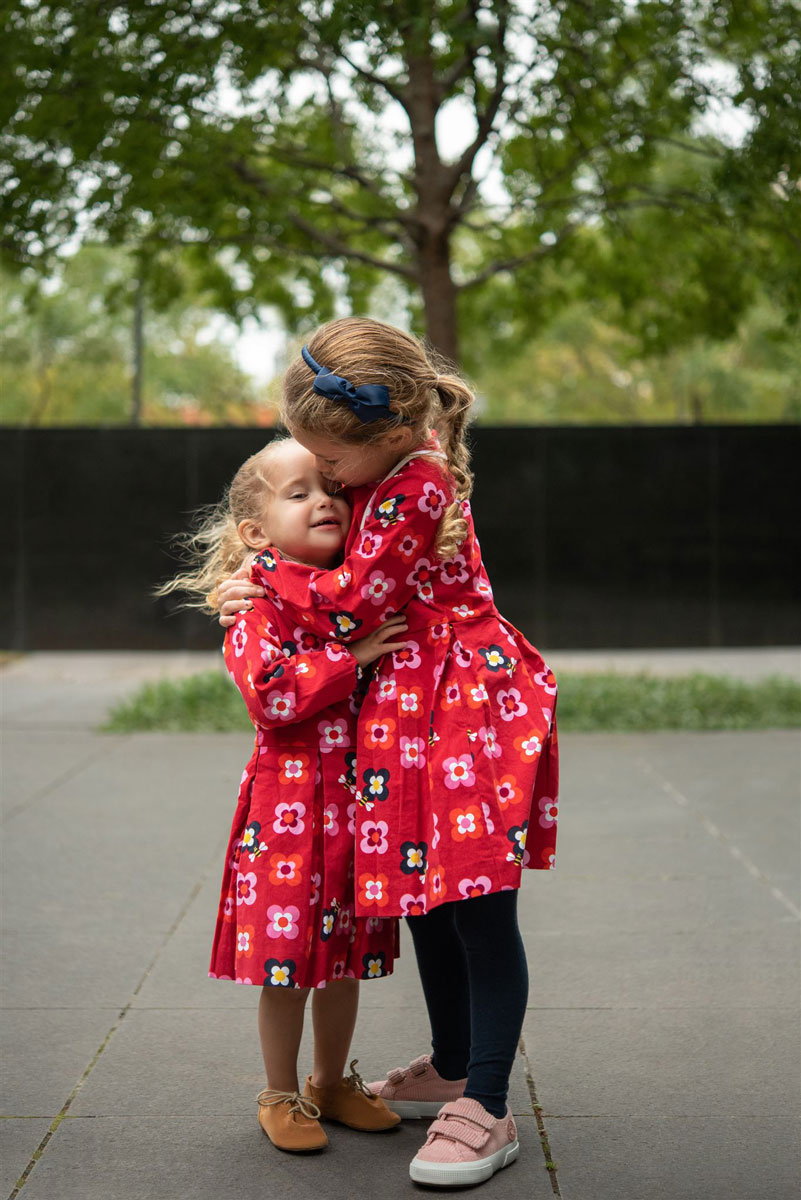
[224,608,408,730]
[253,463,452,641]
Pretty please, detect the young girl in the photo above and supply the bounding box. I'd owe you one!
[219,317,558,1188]
[163,437,406,1153]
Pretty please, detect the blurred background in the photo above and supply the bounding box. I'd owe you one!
[1,0,799,649]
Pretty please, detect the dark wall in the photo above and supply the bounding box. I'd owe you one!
[2,425,799,651]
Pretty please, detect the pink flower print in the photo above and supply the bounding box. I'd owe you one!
[235,871,258,906]
[356,530,384,559]
[428,621,450,642]
[347,802,357,836]
[366,916,385,933]
[481,801,495,835]
[430,865,447,900]
[406,557,438,590]
[236,928,254,955]
[398,685,423,714]
[393,641,421,670]
[223,896,234,918]
[474,573,493,599]
[377,674,397,703]
[336,568,352,589]
[310,872,321,904]
[467,682,489,706]
[267,691,296,721]
[323,803,340,836]
[541,846,556,869]
[535,669,558,696]
[231,619,248,657]
[497,688,528,722]
[325,641,348,662]
[259,639,280,664]
[266,904,301,939]
[319,718,350,752]
[293,626,318,653]
[453,640,473,667]
[394,531,421,559]
[539,796,558,827]
[400,892,427,916]
[417,581,435,604]
[478,726,502,759]
[273,801,306,836]
[457,875,492,900]
[360,819,390,854]
[431,812,440,849]
[336,906,352,934]
[442,681,461,708]
[443,755,476,789]
[400,736,426,769]
[332,958,346,979]
[361,570,396,605]
[439,554,469,586]
[418,481,448,519]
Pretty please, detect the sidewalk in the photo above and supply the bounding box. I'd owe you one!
[1,653,799,1199]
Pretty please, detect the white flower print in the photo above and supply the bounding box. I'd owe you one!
[231,619,248,657]
[400,736,426,769]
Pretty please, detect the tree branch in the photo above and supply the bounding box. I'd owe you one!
[458,222,577,289]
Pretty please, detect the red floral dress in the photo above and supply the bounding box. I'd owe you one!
[208,594,399,988]
[249,444,559,921]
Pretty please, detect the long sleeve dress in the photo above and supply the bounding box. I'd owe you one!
[208,595,399,988]
[247,441,559,921]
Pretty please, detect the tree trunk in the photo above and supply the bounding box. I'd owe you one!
[419,232,460,365]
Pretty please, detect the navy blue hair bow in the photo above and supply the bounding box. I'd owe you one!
[301,345,394,423]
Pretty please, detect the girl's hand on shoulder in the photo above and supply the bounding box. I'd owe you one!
[349,614,409,667]
[218,559,264,627]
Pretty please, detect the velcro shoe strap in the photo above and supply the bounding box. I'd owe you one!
[387,1067,408,1084]
[427,1116,490,1151]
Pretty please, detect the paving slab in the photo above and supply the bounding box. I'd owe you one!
[16,1114,550,1200]
[0,1008,122,1116]
[0,1120,51,1200]
[526,1006,800,1118]
[546,1116,801,1200]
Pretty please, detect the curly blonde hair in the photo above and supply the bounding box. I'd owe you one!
[155,439,287,612]
[281,317,474,559]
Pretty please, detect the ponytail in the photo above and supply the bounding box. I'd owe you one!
[432,373,474,559]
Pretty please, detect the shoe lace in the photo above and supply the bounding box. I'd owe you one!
[256,1089,322,1120]
[344,1058,375,1098]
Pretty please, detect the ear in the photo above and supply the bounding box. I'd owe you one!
[237,518,272,550]
[387,425,416,452]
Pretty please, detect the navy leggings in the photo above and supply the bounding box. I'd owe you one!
[405,889,528,1118]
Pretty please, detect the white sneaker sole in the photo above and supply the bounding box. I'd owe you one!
[409,1139,519,1186]
[386,1098,453,1118]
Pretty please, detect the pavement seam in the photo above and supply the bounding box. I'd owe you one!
[1,735,127,825]
[6,849,222,1200]
[637,758,801,921]
[518,1034,561,1197]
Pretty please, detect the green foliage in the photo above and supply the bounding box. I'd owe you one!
[0,243,267,424]
[2,1,798,361]
[103,670,801,734]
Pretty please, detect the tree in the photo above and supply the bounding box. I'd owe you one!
[2,1,799,364]
[0,244,266,424]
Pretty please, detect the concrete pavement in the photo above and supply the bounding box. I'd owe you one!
[1,652,799,1199]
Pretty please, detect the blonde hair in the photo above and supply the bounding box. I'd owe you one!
[156,438,287,612]
[282,317,474,559]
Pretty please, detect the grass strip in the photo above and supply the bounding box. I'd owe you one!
[103,670,801,734]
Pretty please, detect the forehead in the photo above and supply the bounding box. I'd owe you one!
[268,440,319,483]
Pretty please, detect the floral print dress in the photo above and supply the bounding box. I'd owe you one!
[209,595,399,988]
[250,442,559,920]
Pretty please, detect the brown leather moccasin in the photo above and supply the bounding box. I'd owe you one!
[303,1059,402,1132]
[257,1089,328,1152]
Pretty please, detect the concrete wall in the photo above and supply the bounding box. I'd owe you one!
[2,425,799,650]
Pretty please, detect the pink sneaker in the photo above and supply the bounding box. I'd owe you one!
[365,1054,466,1118]
[409,1097,519,1187]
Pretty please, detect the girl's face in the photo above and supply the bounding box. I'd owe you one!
[288,426,415,488]
[240,442,350,568]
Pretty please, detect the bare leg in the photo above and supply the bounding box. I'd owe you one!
[309,978,360,1088]
[258,985,310,1092]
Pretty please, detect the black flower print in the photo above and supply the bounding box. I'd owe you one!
[330,611,363,640]
[241,820,267,862]
[375,494,406,527]
[400,840,428,875]
[254,549,277,572]
[362,950,387,979]
[362,768,390,804]
[321,907,337,941]
[506,821,528,866]
[281,639,298,658]
[263,958,296,987]
[479,644,514,672]
[262,661,285,684]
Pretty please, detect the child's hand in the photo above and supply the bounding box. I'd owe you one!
[349,615,409,667]
[217,559,264,627]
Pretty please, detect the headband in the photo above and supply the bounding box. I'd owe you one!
[301,345,394,424]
